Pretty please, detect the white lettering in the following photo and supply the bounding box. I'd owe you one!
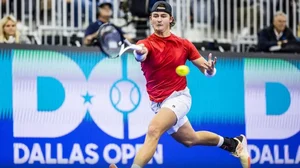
[103,143,122,164]
[153,144,163,164]
[274,145,284,164]
[284,145,294,164]
[103,143,163,165]
[85,143,99,164]
[57,143,68,164]
[13,143,100,165]
[45,143,56,164]
[260,145,273,164]
[295,145,300,164]
[249,144,300,164]
[14,143,30,164]
[248,144,260,164]
[28,143,45,164]
[121,144,135,164]
[69,143,85,164]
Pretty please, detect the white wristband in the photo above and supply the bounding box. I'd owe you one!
[133,50,146,62]
[204,68,217,77]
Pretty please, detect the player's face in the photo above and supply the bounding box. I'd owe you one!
[3,20,16,36]
[150,12,173,33]
[273,15,286,32]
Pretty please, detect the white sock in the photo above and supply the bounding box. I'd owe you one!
[131,164,142,168]
[217,136,224,147]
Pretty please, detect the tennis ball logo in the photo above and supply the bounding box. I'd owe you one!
[176,65,190,76]
[110,80,141,113]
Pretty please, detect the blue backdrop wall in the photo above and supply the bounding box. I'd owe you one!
[0,46,299,168]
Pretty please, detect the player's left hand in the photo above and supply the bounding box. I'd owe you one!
[204,53,217,74]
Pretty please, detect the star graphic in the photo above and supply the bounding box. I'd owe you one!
[82,92,94,104]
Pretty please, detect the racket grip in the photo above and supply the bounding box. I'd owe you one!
[131,45,142,51]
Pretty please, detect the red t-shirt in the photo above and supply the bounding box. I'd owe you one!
[137,33,201,103]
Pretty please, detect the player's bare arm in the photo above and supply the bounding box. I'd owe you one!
[191,53,217,76]
[84,31,99,45]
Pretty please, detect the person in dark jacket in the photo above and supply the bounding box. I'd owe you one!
[83,0,113,46]
[257,11,297,52]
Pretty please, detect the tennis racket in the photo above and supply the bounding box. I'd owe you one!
[97,23,142,58]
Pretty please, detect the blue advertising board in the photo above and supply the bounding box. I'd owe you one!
[0,47,299,168]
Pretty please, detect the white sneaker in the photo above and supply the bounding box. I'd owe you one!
[232,134,251,168]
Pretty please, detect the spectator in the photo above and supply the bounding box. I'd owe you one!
[83,0,113,46]
[257,11,296,52]
[0,15,31,44]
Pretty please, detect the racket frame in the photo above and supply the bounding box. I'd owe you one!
[97,23,142,58]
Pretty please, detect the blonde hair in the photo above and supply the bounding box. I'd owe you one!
[0,15,20,43]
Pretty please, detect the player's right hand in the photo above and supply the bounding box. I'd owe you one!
[136,43,148,55]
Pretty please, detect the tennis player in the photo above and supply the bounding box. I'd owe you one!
[110,1,250,168]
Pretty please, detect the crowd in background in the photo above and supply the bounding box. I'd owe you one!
[0,0,300,53]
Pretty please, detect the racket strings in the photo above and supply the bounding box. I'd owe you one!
[98,25,124,58]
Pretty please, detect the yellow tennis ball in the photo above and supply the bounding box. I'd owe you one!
[176,65,190,76]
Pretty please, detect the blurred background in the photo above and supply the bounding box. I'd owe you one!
[1,0,300,52]
[0,1,299,168]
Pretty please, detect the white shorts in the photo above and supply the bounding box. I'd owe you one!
[150,87,192,134]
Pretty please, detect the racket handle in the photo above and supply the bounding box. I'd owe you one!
[131,45,142,51]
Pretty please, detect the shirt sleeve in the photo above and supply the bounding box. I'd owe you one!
[185,39,201,61]
[84,24,95,37]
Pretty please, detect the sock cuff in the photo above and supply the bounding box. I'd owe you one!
[131,164,142,168]
[217,136,224,147]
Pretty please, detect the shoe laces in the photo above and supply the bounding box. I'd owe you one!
[231,139,243,157]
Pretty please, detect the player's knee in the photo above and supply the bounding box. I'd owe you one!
[147,125,162,140]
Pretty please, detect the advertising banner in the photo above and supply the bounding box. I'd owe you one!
[0,48,299,168]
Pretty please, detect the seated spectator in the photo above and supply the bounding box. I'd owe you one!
[0,15,31,44]
[257,11,297,52]
[84,0,113,46]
